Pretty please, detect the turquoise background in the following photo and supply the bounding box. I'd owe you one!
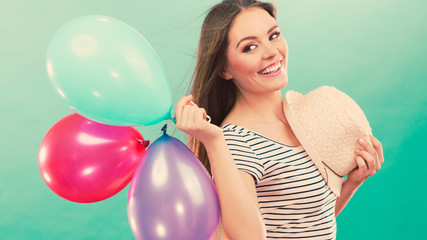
[1,0,425,239]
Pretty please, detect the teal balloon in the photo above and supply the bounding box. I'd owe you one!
[46,15,172,126]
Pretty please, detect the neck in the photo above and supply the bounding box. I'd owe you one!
[230,90,287,125]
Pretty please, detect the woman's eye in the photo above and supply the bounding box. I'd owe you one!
[243,44,257,53]
[269,31,281,40]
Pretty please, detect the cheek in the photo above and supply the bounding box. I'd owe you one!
[280,40,289,56]
[228,55,257,76]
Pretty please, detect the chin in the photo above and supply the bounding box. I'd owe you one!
[274,73,288,90]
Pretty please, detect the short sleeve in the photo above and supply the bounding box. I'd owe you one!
[223,129,265,184]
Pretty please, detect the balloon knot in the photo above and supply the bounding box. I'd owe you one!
[137,138,150,148]
[161,124,168,135]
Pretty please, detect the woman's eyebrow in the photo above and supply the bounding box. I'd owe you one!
[235,25,279,49]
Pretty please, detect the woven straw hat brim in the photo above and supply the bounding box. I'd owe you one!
[283,86,372,197]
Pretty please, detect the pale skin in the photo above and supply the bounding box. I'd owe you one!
[176,7,384,240]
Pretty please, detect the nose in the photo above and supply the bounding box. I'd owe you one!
[262,42,278,60]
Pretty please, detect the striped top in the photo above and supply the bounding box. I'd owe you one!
[221,124,337,240]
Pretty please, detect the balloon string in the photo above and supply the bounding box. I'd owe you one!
[135,119,173,148]
[171,123,177,137]
[165,119,173,134]
[138,119,174,147]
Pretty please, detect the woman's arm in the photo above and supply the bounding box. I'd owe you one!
[204,138,266,240]
[335,178,361,216]
[335,135,384,217]
[175,96,266,240]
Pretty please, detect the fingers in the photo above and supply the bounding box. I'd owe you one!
[181,104,193,125]
[357,138,377,160]
[355,155,368,175]
[355,148,377,173]
[175,95,194,128]
[357,138,377,169]
[356,135,384,173]
[175,96,209,132]
[185,106,205,125]
[180,105,200,129]
[350,135,384,184]
[194,107,207,123]
[370,135,384,165]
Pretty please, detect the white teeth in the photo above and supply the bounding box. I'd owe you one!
[260,61,282,74]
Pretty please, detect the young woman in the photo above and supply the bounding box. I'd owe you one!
[175,0,384,239]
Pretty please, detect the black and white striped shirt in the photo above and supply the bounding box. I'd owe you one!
[222,124,337,240]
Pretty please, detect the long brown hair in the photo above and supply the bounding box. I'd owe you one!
[188,0,276,174]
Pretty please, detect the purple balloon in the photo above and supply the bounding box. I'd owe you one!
[127,133,220,240]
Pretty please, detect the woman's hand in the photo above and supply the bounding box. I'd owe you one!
[347,135,384,186]
[175,95,223,145]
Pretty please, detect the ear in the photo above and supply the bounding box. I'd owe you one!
[219,69,233,80]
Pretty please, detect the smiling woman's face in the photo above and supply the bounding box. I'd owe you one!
[223,7,289,96]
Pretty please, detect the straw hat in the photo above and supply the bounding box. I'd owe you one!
[283,86,372,197]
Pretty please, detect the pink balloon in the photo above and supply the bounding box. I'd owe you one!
[39,113,147,203]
